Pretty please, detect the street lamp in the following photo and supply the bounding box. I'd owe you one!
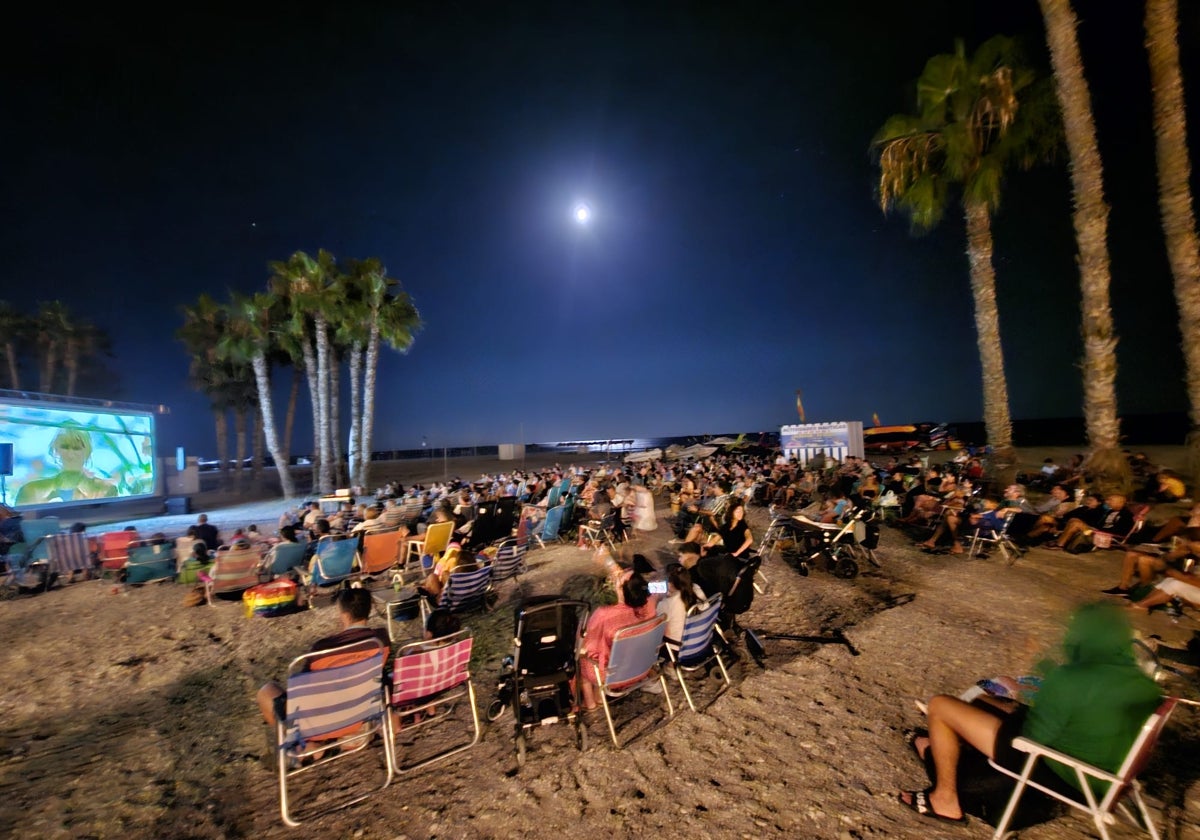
[573,202,591,224]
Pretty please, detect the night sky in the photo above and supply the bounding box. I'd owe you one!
[4,2,1197,457]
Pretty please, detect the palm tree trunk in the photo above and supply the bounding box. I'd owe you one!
[964,199,1016,483]
[300,339,322,492]
[64,337,78,396]
[1146,0,1200,491]
[347,341,363,489]
[314,315,333,493]
[214,409,229,490]
[284,366,299,465]
[360,325,381,491]
[1039,0,1127,492]
[251,352,296,499]
[252,411,264,483]
[330,350,345,488]
[39,342,56,393]
[4,342,19,390]
[234,408,247,490]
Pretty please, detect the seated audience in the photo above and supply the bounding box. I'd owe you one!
[579,571,656,712]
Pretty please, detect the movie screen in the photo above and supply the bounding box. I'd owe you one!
[1,401,156,508]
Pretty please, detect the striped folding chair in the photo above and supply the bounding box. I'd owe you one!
[667,595,731,712]
[387,629,480,773]
[429,563,493,622]
[45,532,93,581]
[488,535,527,587]
[593,614,673,748]
[200,545,263,604]
[276,638,393,827]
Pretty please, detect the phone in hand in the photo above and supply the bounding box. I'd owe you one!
[648,579,668,595]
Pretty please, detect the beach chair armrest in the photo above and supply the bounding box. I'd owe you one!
[1007,737,1121,785]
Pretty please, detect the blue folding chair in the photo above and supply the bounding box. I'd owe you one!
[533,505,564,549]
[667,595,731,712]
[266,542,308,579]
[125,542,176,585]
[427,563,493,622]
[306,536,360,588]
[593,614,673,747]
[276,638,393,826]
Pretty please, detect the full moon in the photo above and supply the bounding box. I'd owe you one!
[573,203,591,224]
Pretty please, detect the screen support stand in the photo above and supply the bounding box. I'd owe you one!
[0,476,6,506]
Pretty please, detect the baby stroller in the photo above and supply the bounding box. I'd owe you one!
[486,595,591,766]
[770,508,878,579]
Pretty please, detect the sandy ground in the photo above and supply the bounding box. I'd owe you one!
[1,449,1198,839]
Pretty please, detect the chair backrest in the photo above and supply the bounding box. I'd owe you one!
[546,485,563,509]
[360,528,403,575]
[490,538,526,582]
[283,639,387,748]
[678,595,723,667]
[1105,696,1178,806]
[312,537,358,585]
[99,530,140,569]
[605,614,668,688]
[21,517,62,560]
[381,506,407,528]
[723,555,761,616]
[539,505,564,542]
[439,564,493,613]
[209,546,263,593]
[390,630,473,706]
[421,520,455,560]
[267,542,307,578]
[126,542,176,583]
[45,532,92,575]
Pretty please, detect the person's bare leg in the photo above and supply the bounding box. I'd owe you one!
[257,682,284,727]
[1055,519,1085,547]
[1131,589,1173,612]
[1137,556,1165,586]
[905,694,1004,820]
[1117,551,1139,588]
[578,658,599,709]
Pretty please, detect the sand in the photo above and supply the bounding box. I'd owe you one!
[0,448,1198,839]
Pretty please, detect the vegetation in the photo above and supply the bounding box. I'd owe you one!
[0,300,114,397]
[177,251,421,499]
[874,36,1057,483]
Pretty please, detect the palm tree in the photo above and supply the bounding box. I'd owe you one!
[178,295,233,485]
[1038,0,1128,492]
[62,319,107,397]
[35,301,72,393]
[223,292,296,499]
[271,250,338,493]
[875,36,1054,481]
[1145,0,1200,491]
[0,301,29,389]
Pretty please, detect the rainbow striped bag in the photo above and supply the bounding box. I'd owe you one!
[243,579,298,618]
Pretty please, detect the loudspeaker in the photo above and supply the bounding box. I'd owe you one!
[0,443,12,477]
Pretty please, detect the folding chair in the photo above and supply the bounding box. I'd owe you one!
[1092,505,1152,552]
[427,563,494,622]
[967,509,1024,564]
[667,595,731,712]
[532,504,565,549]
[276,638,393,827]
[592,613,674,748]
[98,530,139,574]
[489,535,527,588]
[404,520,454,570]
[359,527,404,577]
[125,542,176,585]
[45,532,93,582]
[264,542,307,579]
[200,545,263,604]
[306,535,360,586]
[988,697,1178,840]
[387,629,480,774]
[578,511,619,552]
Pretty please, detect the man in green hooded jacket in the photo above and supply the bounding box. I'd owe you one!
[899,602,1161,824]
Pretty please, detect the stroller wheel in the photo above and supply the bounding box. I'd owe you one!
[486,698,509,723]
[834,555,859,579]
[515,732,527,767]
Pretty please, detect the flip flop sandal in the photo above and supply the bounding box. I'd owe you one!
[898,788,968,825]
[904,728,929,761]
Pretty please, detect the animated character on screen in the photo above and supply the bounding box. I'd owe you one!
[15,424,118,504]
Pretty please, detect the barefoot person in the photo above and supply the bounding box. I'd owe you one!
[899,602,1160,824]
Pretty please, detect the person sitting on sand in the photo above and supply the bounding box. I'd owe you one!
[1101,528,1200,598]
[255,587,390,727]
[1129,541,1200,612]
[1144,501,1200,544]
[899,602,1160,824]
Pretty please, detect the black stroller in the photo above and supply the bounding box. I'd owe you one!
[760,508,879,579]
[486,595,591,766]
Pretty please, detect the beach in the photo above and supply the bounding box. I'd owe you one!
[0,447,1197,839]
